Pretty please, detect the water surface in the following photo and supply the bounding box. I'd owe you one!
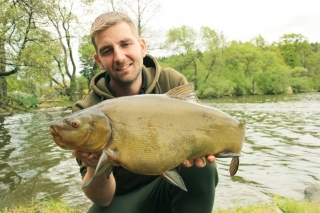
[0,93,319,211]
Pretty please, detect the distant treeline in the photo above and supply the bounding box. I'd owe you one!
[157,30,320,98]
[2,1,320,111]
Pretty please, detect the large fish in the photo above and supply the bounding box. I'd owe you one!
[50,83,245,191]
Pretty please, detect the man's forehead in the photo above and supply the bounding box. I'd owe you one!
[96,22,137,44]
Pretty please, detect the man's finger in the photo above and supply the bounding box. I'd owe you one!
[194,157,206,168]
[206,155,216,163]
[182,159,193,167]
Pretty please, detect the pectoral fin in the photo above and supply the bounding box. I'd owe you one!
[82,150,112,189]
[162,170,187,192]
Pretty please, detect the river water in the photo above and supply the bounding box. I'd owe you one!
[0,93,319,211]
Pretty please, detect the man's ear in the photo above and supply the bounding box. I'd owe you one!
[93,53,105,69]
[140,38,147,57]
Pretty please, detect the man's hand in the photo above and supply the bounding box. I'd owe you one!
[71,150,100,168]
[72,150,122,167]
[182,155,216,168]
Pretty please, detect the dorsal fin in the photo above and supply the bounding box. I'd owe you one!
[165,83,200,103]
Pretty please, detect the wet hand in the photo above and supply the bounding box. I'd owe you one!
[71,150,100,169]
[71,150,122,168]
[182,155,216,168]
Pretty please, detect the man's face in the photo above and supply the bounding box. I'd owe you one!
[93,21,147,86]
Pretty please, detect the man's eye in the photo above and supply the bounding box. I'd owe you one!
[102,49,111,55]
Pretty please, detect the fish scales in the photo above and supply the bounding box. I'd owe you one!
[50,83,245,190]
[99,95,242,174]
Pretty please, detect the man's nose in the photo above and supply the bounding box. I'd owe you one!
[114,47,125,62]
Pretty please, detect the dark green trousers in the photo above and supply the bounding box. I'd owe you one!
[87,163,218,213]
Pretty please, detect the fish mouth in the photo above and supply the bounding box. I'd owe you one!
[50,124,94,151]
[50,126,60,139]
[50,126,66,148]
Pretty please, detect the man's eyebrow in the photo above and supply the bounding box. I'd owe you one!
[119,38,133,43]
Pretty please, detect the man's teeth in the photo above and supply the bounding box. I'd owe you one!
[117,64,130,70]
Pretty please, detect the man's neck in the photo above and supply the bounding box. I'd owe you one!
[109,83,140,97]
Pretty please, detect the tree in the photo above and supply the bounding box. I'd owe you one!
[255,67,290,94]
[92,0,162,50]
[43,1,82,101]
[0,0,53,108]
[223,42,263,95]
[164,25,201,89]
[78,35,100,88]
[307,50,320,91]
[0,0,97,110]
[116,0,161,38]
[200,26,226,83]
[278,33,313,68]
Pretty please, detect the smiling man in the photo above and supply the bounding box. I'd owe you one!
[71,11,218,213]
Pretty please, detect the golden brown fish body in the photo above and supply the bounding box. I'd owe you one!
[50,84,245,190]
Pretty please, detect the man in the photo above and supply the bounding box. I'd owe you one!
[72,11,218,213]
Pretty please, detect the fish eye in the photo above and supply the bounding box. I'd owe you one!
[72,121,80,128]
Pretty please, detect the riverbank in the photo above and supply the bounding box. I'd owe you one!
[0,99,74,116]
[1,197,319,213]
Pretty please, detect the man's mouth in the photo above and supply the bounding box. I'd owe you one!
[116,63,131,71]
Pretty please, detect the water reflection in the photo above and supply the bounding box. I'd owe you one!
[204,92,320,209]
[0,109,92,210]
[0,93,319,211]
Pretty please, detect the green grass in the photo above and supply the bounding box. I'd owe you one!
[214,197,320,213]
[1,197,319,213]
[0,198,78,213]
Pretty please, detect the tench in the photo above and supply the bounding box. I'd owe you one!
[50,83,245,191]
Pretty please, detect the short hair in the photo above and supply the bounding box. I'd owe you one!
[90,11,139,50]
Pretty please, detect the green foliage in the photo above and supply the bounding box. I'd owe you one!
[164,25,199,53]
[79,35,100,85]
[197,78,235,98]
[256,67,290,94]
[288,67,313,93]
[160,27,319,97]
[278,33,313,68]
[290,77,312,93]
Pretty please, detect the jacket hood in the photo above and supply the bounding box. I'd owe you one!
[89,54,161,100]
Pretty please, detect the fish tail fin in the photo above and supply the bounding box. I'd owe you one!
[162,170,188,191]
[229,156,240,176]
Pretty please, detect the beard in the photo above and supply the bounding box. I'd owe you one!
[112,69,142,86]
[109,68,142,86]
[108,59,143,86]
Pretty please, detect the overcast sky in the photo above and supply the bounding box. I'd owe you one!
[151,0,320,44]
